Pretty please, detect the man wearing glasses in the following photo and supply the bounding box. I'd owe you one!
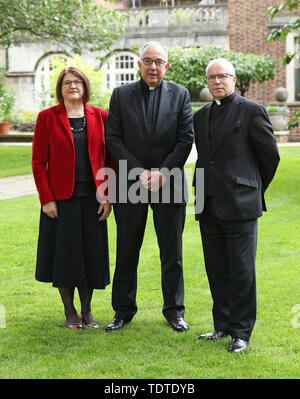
[105,41,194,332]
[193,58,280,352]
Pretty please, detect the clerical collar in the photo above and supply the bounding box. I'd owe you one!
[214,91,236,106]
[141,78,162,91]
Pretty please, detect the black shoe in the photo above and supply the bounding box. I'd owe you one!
[105,315,131,331]
[198,331,227,340]
[228,338,249,353]
[168,317,189,332]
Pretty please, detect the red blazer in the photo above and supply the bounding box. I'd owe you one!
[32,102,115,205]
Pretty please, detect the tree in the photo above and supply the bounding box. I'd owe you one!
[0,0,125,55]
[225,52,275,97]
[266,0,300,127]
[0,70,15,121]
[165,46,275,100]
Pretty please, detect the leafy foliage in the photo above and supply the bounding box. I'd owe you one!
[266,105,289,113]
[0,70,15,121]
[288,110,300,128]
[165,46,275,99]
[266,0,300,65]
[0,0,125,55]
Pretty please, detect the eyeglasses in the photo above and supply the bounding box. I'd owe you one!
[205,73,234,82]
[63,80,83,87]
[141,58,166,67]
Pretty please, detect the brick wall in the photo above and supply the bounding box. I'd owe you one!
[228,0,287,105]
[228,0,300,137]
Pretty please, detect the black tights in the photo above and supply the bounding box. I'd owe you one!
[58,287,95,325]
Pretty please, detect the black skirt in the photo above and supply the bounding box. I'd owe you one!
[35,196,110,289]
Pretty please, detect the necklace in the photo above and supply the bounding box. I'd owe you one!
[69,115,86,133]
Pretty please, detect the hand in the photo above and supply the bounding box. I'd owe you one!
[139,169,151,189]
[97,201,111,221]
[42,201,58,219]
[148,170,166,192]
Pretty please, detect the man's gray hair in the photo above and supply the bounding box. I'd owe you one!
[139,41,168,60]
[206,58,236,75]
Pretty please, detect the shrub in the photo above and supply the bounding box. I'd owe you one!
[165,45,275,101]
[0,71,15,122]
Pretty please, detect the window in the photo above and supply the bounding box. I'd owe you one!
[35,53,67,108]
[105,52,139,89]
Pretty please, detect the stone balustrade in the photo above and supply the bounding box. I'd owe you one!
[120,4,228,28]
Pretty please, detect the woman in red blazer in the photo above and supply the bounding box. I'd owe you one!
[32,66,115,329]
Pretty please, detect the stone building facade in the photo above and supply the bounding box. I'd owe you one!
[1,0,299,137]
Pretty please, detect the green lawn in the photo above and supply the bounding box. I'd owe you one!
[0,146,32,178]
[0,146,299,379]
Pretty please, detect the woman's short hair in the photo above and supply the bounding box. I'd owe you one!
[56,66,91,104]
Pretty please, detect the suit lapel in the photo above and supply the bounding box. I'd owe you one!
[85,103,95,144]
[153,80,173,139]
[131,81,149,138]
[211,93,241,157]
[57,102,74,145]
[202,103,211,153]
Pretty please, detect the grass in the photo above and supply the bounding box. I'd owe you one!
[0,146,32,178]
[0,146,299,379]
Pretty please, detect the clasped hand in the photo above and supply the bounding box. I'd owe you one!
[139,169,166,192]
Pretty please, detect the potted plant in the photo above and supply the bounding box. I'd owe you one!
[0,73,15,134]
[267,105,289,131]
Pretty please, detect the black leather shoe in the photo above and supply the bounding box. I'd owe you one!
[198,331,227,340]
[105,316,131,332]
[228,338,249,353]
[168,317,189,332]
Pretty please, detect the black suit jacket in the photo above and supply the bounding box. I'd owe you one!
[106,79,194,204]
[193,92,280,221]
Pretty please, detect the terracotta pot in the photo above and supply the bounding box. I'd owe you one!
[0,122,10,134]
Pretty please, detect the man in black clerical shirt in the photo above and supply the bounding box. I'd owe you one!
[193,58,280,352]
[209,92,235,144]
[141,77,162,135]
[105,41,194,332]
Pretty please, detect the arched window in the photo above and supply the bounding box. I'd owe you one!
[105,51,139,89]
[35,53,67,108]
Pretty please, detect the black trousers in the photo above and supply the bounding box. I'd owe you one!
[199,199,257,341]
[111,202,186,321]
